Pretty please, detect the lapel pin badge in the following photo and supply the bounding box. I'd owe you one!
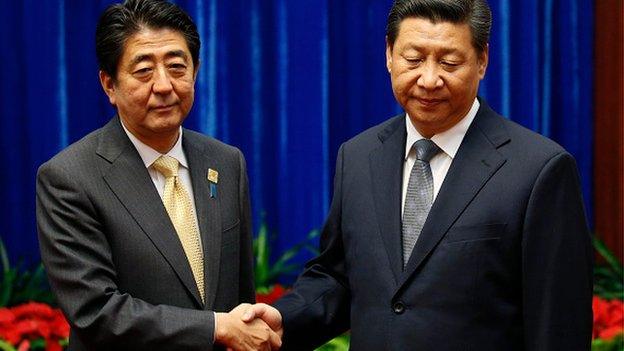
[207,168,218,198]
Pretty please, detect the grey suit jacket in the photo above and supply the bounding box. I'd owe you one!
[274,99,593,350]
[36,116,255,351]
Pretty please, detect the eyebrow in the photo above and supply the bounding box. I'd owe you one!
[130,50,189,66]
[404,44,460,55]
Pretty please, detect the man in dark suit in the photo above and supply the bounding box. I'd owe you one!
[36,1,280,350]
[243,0,593,349]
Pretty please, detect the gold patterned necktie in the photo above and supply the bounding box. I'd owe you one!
[152,155,204,303]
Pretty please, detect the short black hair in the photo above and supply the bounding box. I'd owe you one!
[386,0,491,53]
[95,0,200,80]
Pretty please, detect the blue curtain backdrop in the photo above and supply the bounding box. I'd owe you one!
[0,0,593,273]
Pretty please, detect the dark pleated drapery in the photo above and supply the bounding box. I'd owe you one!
[0,0,593,270]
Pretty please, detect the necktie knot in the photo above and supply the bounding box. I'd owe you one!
[152,155,179,178]
[413,139,440,162]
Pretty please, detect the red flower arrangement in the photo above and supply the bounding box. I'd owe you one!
[0,302,69,351]
[256,284,288,305]
[593,296,624,340]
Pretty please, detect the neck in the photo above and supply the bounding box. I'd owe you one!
[409,107,473,139]
[143,134,178,154]
[119,118,180,154]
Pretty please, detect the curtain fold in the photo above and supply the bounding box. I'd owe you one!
[0,0,593,269]
[482,0,594,221]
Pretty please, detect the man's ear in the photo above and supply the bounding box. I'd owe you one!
[385,36,393,74]
[99,70,116,106]
[193,60,201,82]
[477,44,489,79]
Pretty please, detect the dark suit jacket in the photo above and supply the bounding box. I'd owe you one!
[274,99,593,350]
[36,117,255,351]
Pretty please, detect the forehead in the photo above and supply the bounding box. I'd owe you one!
[120,27,191,64]
[394,17,473,51]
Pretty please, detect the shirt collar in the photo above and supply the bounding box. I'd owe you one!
[404,98,480,160]
[120,121,189,170]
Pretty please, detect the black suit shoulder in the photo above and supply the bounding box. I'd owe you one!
[39,120,245,175]
[472,102,573,172]
[340,115,404,154]
[489,115,577,186]
[183,128,243,162]
[39,126,103,170]
[36,126,110,195]
[339,105,571,171]
[499,116,567,157]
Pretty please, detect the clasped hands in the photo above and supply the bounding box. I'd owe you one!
[215,303,283,351]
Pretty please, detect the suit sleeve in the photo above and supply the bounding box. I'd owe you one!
[36,162,216,351]
[521,152,593,350]
[273,144,351,351]
[237,149,256,303]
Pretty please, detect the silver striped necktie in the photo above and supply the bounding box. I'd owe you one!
[402,139,440,268]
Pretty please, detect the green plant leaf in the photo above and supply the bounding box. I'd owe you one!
[254,222,271,288]
[255,286,271,294]
[301,244,320,256]
[267,264,300,281]
[592,236,624,299]
[593,237,624,276]
[306,229,321,240]
[0,237,9,275]
[28,339,47,350]
[253,224,321,289]
[592,333,624,351]
[0,269,16,307]
[315,333,350,351]
[0,236,58,307]
[0,340,16,351]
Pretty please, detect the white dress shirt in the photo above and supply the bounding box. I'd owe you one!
[401,98,480,216]
[120,122,201,246]
[121,122,222,336]
[121,122,216,335]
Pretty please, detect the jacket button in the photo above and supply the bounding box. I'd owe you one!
[392,301,405,314]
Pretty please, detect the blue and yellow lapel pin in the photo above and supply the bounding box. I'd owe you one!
[207,168,218,198]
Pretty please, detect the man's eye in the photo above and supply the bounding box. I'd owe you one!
[169,64,187,71]
[440,61,459,68]
[134,67,152,75]
[405,58,423,64]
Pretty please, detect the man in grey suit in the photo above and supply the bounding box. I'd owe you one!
[243,0,593,349]
[36,1,280,350]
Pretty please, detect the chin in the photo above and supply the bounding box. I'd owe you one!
[407,108,439,122]
[151,111,184,123]
[145,119,181,134]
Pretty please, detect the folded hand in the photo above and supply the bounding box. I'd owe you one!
[216,303,282,351]
[241,303,283,339]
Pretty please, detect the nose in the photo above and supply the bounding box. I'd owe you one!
[152,66,173,94]
[416,61,443,90]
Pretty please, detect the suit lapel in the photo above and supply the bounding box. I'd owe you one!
[183,132,222,311]
[369,116,407,284]
[399,103,509,287]
[97,117,204,307]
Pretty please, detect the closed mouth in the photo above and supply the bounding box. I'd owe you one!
[416,97,443,107]
[152,104,175,111]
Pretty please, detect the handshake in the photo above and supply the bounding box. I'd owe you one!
[215,303,284,351]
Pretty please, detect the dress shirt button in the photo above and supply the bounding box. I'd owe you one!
[392,301,405,314]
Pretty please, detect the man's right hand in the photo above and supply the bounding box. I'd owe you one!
[215,303,282,351]
[241,303,283,339]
